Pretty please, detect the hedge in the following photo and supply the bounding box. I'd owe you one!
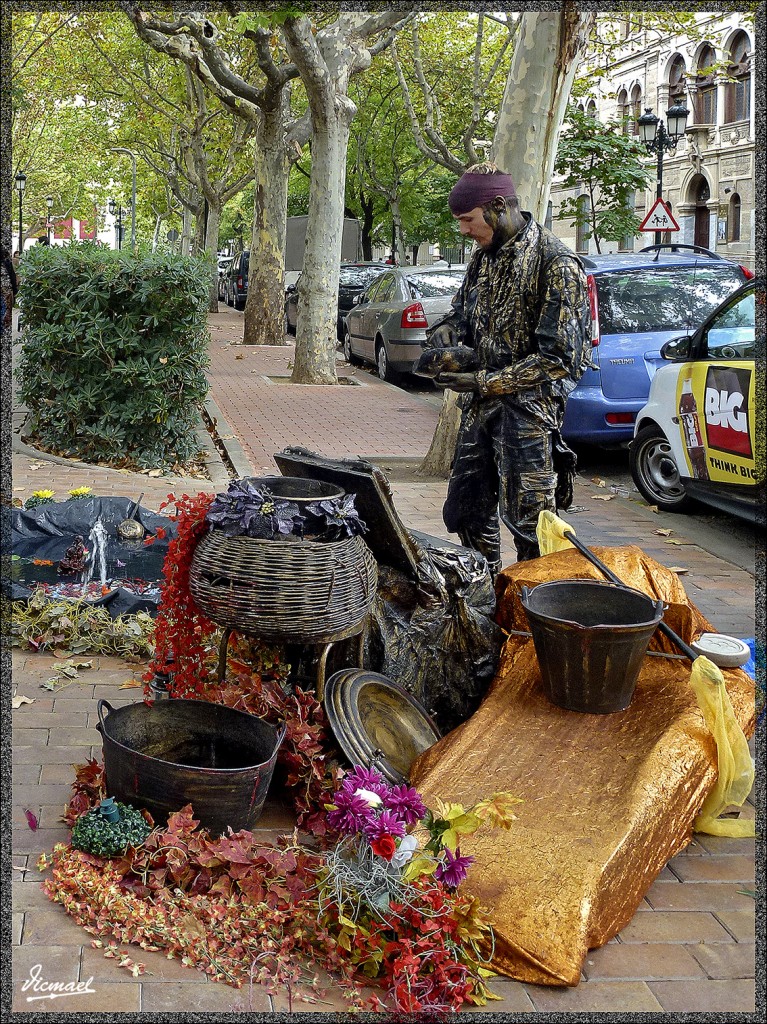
[17,242,212,471]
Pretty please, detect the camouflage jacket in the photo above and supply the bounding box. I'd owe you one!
[435,213,592,426]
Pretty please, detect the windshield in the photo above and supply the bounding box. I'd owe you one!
[595,266,746,334]
[406,271,465,298]
[339,265,386,288]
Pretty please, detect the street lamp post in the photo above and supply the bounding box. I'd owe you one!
[637,102,690,246]
[14,172,27,253]
[46,196,54,245]
[108,198,123,250]
[110,148,137,250]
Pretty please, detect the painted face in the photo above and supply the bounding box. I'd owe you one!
[455,206,496,249]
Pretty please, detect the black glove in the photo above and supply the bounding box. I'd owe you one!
[424,321,460,349]
[434,372,480,394]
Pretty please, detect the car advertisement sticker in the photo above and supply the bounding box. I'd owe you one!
[679,363,756,484]
[703,365,753,460]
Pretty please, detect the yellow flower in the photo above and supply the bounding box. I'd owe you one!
[68,486,93,499]
[32,489,55,500]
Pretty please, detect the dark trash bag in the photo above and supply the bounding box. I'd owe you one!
[274,447,503,734]
[6,497,176,617]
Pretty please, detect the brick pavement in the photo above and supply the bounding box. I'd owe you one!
[8,307,759,1014]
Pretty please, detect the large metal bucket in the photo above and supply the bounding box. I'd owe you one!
[520,580,665,714]
[97,699,285,833]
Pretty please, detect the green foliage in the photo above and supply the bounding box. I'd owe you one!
[17,242,211,470]
[71,802,152,858]
[554,105,653,252]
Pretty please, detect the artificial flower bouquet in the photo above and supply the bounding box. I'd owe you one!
[319,764,521,1012]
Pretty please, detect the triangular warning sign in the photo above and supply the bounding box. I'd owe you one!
[640,198,680,232]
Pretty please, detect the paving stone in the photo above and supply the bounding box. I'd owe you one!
[714,910,755,942]
[528,980,664,1013]
[13,913,24,945]
[13,764,42,785]
[645,880,757,913]
[12,827,71,856]
[694,834,757,857]
[648,978,755,1012]
[688,942,755,979]
[13,880,58,912]
[80,944,209,984]
[141,979,266,1012]
[12,729,50,744]
[22,908,91,946]
[617,911,733,944]
[14,784,80,806]
[12,980,141,1014]
[582,942,705,980]
[12,945,84,1006]
[464,979,536,1012]
[12,711,88,729]
[14,745,92,765]
[39,762,85,785]
[668,855,755,883]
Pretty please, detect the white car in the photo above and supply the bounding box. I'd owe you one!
[629,278,761,521]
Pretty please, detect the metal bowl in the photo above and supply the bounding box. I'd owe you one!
[324,669,441,783]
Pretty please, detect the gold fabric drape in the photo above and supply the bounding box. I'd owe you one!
[410,546,755,987]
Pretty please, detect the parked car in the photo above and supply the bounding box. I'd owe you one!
[217,256,233,301]
[561,245,752,446]
[285,262,388,339]
[224,251,249,310]
[629,277,761,521]
[343,265,466,382]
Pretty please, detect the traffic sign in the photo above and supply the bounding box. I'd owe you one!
[639,198,680,233]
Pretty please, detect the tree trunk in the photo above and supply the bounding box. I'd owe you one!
[290,114,351,383]
[360,191,375,260]
[243,101,291,346]
[205,200,221,312]
[180,205,192,256]
[417,7,596,479]
[391,198,408,266]
[491,8,596,221]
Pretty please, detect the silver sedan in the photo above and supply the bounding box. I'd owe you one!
[342,265,466,382]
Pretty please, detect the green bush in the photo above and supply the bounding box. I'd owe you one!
[17,242,211,470]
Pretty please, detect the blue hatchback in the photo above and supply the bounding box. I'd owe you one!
[561,245,751,446]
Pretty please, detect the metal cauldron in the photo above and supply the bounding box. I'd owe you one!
[97,699,285,834]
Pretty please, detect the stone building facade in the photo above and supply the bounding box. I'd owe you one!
[549,13,756,271]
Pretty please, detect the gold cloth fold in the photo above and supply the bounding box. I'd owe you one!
[409,545,755,987]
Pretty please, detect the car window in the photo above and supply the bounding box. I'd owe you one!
[339,265,386,288]
[595,266,746,334]
[364,275,387,303]
[406,271,465,298]
[702,290,755,360]
[373,275,396,302]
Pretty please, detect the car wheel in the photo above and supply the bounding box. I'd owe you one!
[343,329,360,365]
[630,426,693,512]
[376,339,400,384]
[234,293,245,311]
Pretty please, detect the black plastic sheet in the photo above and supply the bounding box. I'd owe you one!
[6,497,176,617]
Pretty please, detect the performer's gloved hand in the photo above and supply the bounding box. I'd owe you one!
[424,322,459,349]
[434,372,480,393]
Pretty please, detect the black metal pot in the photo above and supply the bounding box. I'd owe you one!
[97,699,285,834]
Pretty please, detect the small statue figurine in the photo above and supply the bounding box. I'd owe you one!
[57,536,87,575]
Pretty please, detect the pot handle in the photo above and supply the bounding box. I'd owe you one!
[520,585,531,605]
[97,699,114,731]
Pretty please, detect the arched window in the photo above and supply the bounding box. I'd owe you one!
[695,44,717,124]
[575,195,590,253]
[725,32,751,123]
[729,193,741,242]
[586,99,598,119]
[617,89,629,133]
[668,55,687,107]
[630,84,642,134]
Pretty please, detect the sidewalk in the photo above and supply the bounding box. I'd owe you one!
[8,309,758,1014]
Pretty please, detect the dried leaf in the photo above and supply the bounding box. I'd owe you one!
[591,477,606,487]
[119,678,143,689]
[668,566,689,574]
[12,694,35,708]
[592,494,615,501]
[656,528,673,537]
[24,809,39,831]
[148,469,163,478]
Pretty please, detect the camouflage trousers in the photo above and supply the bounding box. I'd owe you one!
[443,399,557,572]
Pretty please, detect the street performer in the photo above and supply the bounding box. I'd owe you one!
[423,163,591,571]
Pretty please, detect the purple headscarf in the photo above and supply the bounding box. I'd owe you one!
[448,170,518,215]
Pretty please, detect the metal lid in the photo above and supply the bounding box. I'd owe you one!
[324,669,441,784]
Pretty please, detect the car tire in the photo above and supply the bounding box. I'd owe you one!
[225,286,233,307]
[376,339,400,384]
[342,329,360,365]
[234,294,245,311]
[630,426,693,512]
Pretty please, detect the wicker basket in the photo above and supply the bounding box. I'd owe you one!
[189,529,378,643]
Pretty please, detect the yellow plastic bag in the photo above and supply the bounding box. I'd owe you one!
[535,510,755,838]
[689,655,755,837]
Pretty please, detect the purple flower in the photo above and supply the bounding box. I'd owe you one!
[363,809,407,840]
[382,783,427,825]
[435,847,474,889]
[339,765,389,798]
[326,789,374,835]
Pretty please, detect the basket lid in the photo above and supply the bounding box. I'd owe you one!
[324,669,441,784]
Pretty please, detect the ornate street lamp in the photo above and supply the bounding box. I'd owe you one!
[14,172,27,253]
[637,102,690,245]
[46,196,54,245]
[108,197,123,250]
[110,148,137,250]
